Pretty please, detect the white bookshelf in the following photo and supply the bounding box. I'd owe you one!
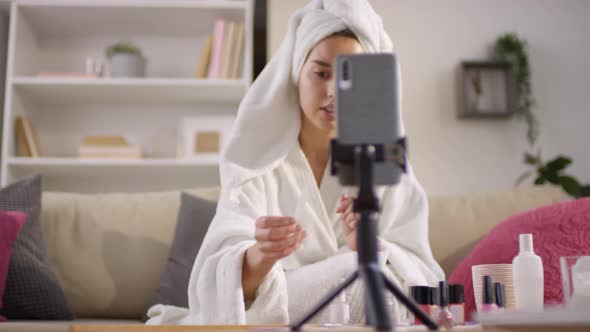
[1,0,254,192]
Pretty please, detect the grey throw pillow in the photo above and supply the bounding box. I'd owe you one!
[0,174,74,320]
[143,192,217,321]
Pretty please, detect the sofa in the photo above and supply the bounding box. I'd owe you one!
[0,185,565,332]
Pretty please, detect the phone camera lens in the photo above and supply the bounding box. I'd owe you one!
[342,61,349,80]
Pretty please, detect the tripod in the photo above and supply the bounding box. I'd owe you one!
[290,143,438,331]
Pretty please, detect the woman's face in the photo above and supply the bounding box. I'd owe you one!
[298,36,364,135]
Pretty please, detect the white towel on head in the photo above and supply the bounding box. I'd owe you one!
[145,0,444,326]
[221,0,392,189]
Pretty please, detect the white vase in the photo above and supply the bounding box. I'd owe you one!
[109,53,146,77]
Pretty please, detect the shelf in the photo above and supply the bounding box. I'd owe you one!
[12,77,248,105]
[2,0,252,191]
[7,157,219,176]
[15,0,248,38]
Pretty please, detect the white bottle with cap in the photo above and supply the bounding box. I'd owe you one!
[512,233,544,310]
[326,278,350,325]
[326,290,350,324]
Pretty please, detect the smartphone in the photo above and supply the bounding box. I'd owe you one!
[334,53,403,186]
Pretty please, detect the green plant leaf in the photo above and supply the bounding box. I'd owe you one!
[524,152,539,166]
[546,156,572,172]
[579,185,590,198]
[534,176,546,185]
[539,167,560,184]
[559,176,581,198]
[515,170,534,186]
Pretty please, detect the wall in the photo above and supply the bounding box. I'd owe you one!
[268,0,590,195]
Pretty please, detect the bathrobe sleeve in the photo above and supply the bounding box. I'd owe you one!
[377,171,445,288]
[186,176,290,324]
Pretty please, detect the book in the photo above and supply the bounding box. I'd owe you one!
[220,21,236,79]
[229,23,245,79]
[14,116,31,157]
[207,19,227,79]
[195,34,213,79]
[79,135,141,159]
[79,145,142,159]
[15,116,40,157]
[82,135,128,147]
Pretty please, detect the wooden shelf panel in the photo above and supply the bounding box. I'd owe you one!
[12,77,247,104]
[15,0,249,38]
[8,156,218,166]
[8,156,217,174]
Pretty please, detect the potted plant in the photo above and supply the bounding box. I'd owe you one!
[105,41,146,77]
[494,33,538,146]
[495,33,590,198]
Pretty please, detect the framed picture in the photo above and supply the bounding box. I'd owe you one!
[460,61,517,118]
[178,116,234,161]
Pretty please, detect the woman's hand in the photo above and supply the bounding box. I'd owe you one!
[337,194,360,251]
[242,216,306,301]
[252,216,306,262]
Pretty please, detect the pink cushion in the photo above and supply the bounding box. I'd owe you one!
[448,197,590,317]
[0,211,26,322]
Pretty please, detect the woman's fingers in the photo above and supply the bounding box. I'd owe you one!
[341,211,359,233]
[256,216,295,228]
[336,196,359,252]
[336,195,355,213]
[259,229,306,258]
[280,229,307,256]
[254,215,305,255]
[338,195,358,235]
[344,202,353,215]
[345,212,359,225]
[254,223,298,242]
[336,195,346,213]
[347,216,358,229]
[258,231,299,251]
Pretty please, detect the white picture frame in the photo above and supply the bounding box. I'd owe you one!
[178,116,234,161]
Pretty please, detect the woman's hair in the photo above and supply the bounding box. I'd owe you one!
[327,29,359,42]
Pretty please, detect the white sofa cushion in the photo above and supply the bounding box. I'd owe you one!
[40,187,219,319]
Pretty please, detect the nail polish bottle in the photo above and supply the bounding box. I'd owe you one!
[410,286,432,325]
[435,281,454,328]
[494,282,506,309]
[448,284,465,324]
[481,275,498,312]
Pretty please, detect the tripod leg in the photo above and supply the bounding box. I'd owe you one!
[381,272,438,330]
[290,271,359,331]
[360,263,392,331]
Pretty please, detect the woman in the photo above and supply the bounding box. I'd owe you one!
[147,0,443,325]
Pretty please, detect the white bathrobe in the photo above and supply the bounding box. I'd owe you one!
[146,0,444,325]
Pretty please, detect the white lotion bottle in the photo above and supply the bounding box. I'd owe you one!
[327,290,350,325]
[512,233,544,310]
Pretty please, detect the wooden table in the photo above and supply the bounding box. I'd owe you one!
[67,324,590,332]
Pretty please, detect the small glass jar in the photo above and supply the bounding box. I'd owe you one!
[448,284,465,324]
